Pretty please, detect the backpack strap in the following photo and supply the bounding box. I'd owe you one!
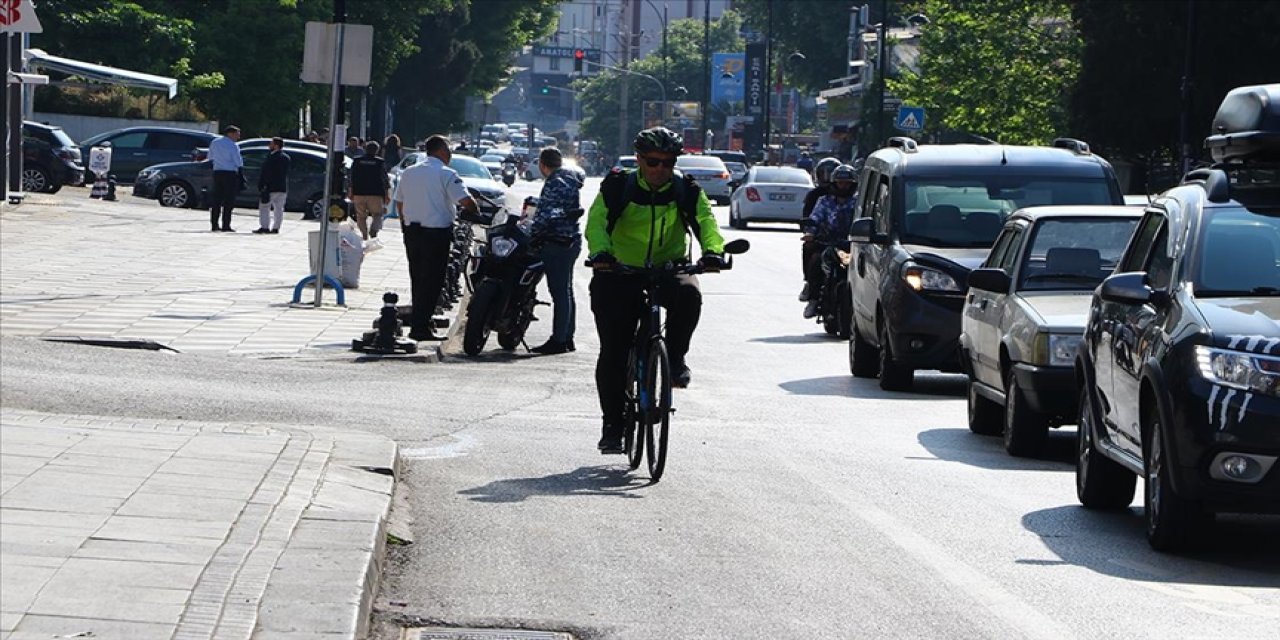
[602,169,703,239]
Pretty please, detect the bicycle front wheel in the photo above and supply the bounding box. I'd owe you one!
[643,338,672,481]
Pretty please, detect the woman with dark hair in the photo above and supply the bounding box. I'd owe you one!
[383,134,402,168]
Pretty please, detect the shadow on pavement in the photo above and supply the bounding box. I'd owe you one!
[719,223,801,234]
[458,465,650,503]
[1021,505,1280,585]
[916,427,1076,471]
[779,373,966,399]
[749,333,840,344]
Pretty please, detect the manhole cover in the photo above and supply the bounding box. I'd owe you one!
[402,628,574,640]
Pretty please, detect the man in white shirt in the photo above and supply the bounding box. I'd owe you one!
[392,134,479,341]
[208,125,243,232]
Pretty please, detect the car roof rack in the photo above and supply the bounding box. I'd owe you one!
[1181,168,1232,203]
[1204,84,1280,163]
[886,137,918,153]
[1052,138,1091,155]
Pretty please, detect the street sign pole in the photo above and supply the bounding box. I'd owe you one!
[314,22,345,307]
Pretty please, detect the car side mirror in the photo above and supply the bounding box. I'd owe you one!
[1099,272,1152,304]
[849,217,875,243]
[968,268,1011,293]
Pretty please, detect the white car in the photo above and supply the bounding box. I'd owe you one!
[389,152,506,215]
[728,166,813,228]
[613,156,638,171]
[674,155,732,204]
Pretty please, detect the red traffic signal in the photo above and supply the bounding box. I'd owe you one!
[574,49,585,72]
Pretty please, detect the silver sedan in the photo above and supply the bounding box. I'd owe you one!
[728,166,814,229]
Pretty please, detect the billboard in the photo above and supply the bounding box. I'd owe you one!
[744,43,766,116]
[643,102,703,129]
[710,53,745,112]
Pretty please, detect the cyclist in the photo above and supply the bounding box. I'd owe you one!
[801,164,858,318]
[799,157,842,303]
[586,126,726,454]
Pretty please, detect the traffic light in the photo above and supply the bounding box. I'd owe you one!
[573,49,585,73]
[539,80,550,95]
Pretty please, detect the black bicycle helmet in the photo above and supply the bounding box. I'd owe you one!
[831,164,857,183]
[813,157,841,186]
[633,126,684,155]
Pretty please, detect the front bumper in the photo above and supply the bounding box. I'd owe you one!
[1167,376,1280,512]
[1011,362,1076,419]
[132,180,158,199]
[882,286,966,372]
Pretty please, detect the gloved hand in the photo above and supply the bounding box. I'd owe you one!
[589,252,618,270]
[699,252,725,272]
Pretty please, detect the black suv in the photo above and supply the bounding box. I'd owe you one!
[847,137,1124,390]
[21,121,84,194]
[1075,84,1280,552]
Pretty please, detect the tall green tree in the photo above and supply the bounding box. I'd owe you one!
[1069,0,1280,167]
[734,0,881,95]
[577,10,744,158]
[887,0,1080,146]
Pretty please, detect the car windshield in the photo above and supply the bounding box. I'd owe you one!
[1017,217,1139,291]
[751,168,811,185]
[449,155,493,179]
[1192,207,1280,296]
[47,127,76,147]
[901,177,1115,248]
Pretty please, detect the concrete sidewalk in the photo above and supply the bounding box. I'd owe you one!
[0,188,429,357]
[1,191,406,638]
[0,408,398,640]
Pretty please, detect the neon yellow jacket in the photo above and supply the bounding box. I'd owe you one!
[585,171,725,267]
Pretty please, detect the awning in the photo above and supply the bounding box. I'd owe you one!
[24,49,178,99]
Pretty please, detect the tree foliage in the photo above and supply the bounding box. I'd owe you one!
[734,0,880,95]
[1068,0,1280,164]
[577,10,744,158]
[887,0,1080,146]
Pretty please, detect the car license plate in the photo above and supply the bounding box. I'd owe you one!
[769,193,794,201]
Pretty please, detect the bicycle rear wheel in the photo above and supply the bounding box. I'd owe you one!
[643,338,672,481]
[624,347,644,470]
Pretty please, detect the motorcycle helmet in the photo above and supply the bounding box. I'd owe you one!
[633,127,684,155]
[830,164,857,196]
[813,157,841,187]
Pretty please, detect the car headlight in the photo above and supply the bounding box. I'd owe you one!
[902,263,961,292]
[1196,346,1280,397]
[1031,333,1084,367]
[490,236,518,258]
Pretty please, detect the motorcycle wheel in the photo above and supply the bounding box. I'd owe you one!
[497,304,533,351]
[463,280,501,355]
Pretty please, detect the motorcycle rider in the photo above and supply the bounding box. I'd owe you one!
[799,157,842,303]
[801,164,858,319]
[586,126,725,454]
[529,147,585,355]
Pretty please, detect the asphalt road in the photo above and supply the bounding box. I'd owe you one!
[3,176,1277,639]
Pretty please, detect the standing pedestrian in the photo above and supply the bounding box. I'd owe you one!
[528,147,584,355]
[254,137,290,234]
[344,136,364,159]
[208,125,243,232]
[348,140,390,240]
[392,135,479,341]
[383,133,402,168]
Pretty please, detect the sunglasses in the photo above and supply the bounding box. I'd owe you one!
[641,156,677,168]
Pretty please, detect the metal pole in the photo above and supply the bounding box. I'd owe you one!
[2,33,10,202]
[701,0,710,149]
[6,34,22,195]
[1178,0,1197,175]
[314,21,345,307]
[877,0,888,150]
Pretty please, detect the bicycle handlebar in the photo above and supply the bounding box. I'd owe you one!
[581,257,733,275]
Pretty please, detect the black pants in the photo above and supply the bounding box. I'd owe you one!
[210,171,239,229]
[804,240,841,290]
[402,224,453,334]
[802,238,821,286]
[590,271,701,424]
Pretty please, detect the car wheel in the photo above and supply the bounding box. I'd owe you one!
[308,195,325,220]
[1004,369,1049,457]
[157,180,195,208]
[1076,386,1135,509]
[877,324,913,391]
[1144,410,1210,552]
[21,165,51,193]
[967,378,1003,435]
[729,204,745,229]
[848,322,879,378]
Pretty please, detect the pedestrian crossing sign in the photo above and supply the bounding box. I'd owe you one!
[895,106,925,132]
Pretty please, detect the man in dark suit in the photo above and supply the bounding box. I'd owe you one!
[254,138,291,234]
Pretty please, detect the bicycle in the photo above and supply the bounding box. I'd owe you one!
[586,238,749,481]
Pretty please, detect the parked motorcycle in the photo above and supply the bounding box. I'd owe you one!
[462,197,546,355]
[818,247,853,338]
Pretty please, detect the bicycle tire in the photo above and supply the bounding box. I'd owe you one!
[624,347,645,470]
[643,338,672,481]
